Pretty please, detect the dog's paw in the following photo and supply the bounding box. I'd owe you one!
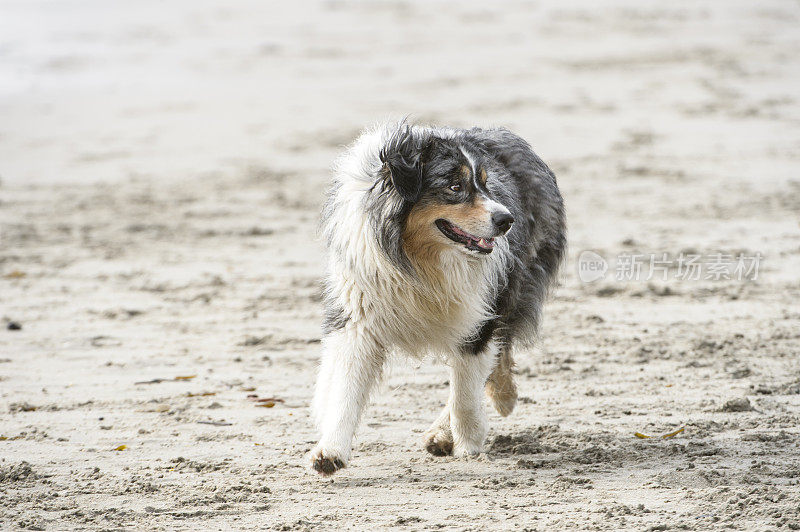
[491,392,516,417]
[423,427,453,457]
[452,442,483,458]
[485,372,517,418]
[308,446,347,476]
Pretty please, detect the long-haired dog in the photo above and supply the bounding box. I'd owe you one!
[310,121,566,475]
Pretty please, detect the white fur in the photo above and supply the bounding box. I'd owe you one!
[446,340,497,455]
[483,197,512,221]
[309,123,511,473]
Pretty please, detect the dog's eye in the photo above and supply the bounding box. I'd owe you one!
[449,183,462,192]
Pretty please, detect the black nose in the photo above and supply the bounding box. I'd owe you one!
[492,212,514,234]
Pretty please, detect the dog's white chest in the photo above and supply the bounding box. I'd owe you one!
[336,257,495,356]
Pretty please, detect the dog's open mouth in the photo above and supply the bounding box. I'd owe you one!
[435,219,495,254]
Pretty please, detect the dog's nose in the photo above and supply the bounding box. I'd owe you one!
[492,212,514,234]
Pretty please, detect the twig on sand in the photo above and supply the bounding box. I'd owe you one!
[634,426,685,439]
[135,375,197,385]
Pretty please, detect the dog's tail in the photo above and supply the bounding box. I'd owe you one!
[485,346,517,417]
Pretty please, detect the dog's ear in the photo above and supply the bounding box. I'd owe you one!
[379,124,429,202]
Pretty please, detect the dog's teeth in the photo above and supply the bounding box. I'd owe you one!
[478,239,487,247]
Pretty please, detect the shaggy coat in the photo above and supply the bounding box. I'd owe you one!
[310,121,566,475]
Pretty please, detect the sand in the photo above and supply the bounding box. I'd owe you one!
[1,0,799,530]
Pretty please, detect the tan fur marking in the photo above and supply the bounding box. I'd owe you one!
[479,167,488,185]
[402,200,492,268]
[460,165,471,179]
[485,347,517,416]
[402,204,451,271]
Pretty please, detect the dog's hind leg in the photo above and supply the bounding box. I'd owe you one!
[309,328,385,476]
[485,345,517,417]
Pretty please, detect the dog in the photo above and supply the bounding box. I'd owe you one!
[309,121,566,475]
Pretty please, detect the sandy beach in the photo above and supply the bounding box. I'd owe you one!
[2,1,800,529]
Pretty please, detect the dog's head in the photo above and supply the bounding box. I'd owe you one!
[375,124,514,267]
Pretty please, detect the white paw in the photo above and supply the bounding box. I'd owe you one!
[452,442,483,458]
[308,445,347,476]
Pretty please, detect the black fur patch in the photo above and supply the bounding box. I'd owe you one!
[379,124,427,202]
[462,319,497,356]
[365,184,415,273]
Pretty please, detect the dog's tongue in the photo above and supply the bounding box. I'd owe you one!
[475,237,495,251]
[445,221,495,252]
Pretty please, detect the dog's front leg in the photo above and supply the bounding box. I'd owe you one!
[309,327,384,476]
[449,343,496,457]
